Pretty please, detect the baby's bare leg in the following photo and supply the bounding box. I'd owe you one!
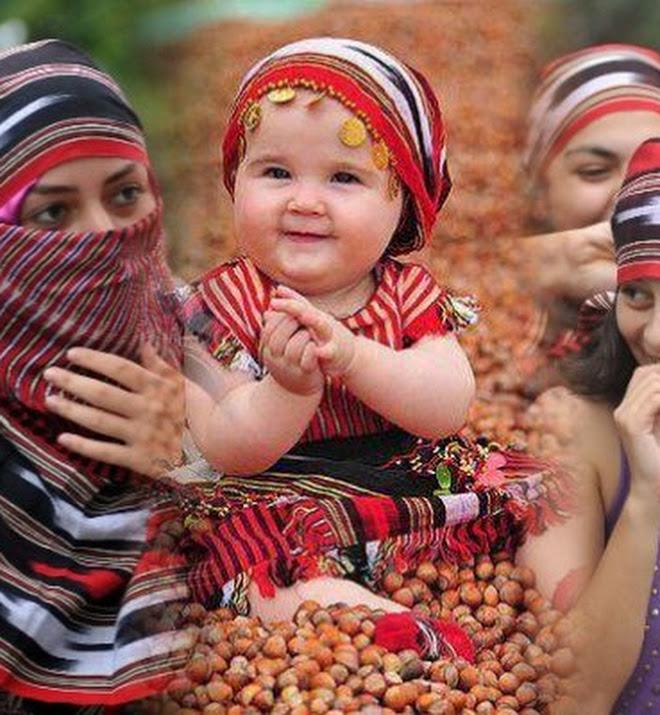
[248,577,407,623]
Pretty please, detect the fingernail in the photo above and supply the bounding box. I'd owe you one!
[66,348,82,360]
[43,368,56,381]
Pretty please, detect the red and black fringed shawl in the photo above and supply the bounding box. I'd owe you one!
[179,430,569,614]
[0,209,191,706]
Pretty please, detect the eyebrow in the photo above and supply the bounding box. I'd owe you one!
[30,162,140,195]
[564,146,618,160]
[247,153,285,165]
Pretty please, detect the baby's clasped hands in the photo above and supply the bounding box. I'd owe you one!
[270,284,357,378]
[260,302,324,396]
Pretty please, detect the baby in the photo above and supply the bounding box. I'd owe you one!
[184,37,477,476]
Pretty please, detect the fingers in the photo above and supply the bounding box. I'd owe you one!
[43,366,137,418]
[269,298,333,344]
[261,310,288,346]
[45,393,131,441]
[284,327,318,371]
[141,341,179,378]
[56,432,173,478]
[262,311,302,357]
[587,222,614,257]
[300,341,319,373]
[64,347,150,392]
[274,284,307,301]
[615,365,660,435]
[56,432,132,466]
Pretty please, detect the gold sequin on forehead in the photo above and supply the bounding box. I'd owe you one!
[237,135,246,163]
[243,102,262,132]
[267,87,296,104]
[372,141,389,171]
[338,116,367,148]
[305,91,326,108]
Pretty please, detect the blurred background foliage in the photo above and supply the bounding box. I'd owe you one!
[3,0,658,87]
[538,0,660,60]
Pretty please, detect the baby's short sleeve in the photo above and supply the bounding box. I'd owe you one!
[180,285,262,378]
[399,264,479,345]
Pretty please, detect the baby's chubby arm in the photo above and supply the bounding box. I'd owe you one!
[270,286,475,439]
[184,320,324,475]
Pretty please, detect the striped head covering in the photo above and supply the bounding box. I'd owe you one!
[525,44,660,177]
[0,39,180,412]
[0,41,188,705]
[222,37,451,255]
[612,136,660,284]
[0,38,147,212]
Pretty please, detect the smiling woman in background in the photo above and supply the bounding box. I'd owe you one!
[523,44,660,357]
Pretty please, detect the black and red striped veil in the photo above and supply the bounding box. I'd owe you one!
[0,39,188,708]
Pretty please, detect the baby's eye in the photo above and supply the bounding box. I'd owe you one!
[331,171,360,185]
[263,166,290,180]
[25,202,69,229]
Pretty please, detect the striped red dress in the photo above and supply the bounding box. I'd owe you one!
[179,257,566,613]
[183,256,460,444]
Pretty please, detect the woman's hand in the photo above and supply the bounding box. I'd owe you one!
[614,364,660,499]
[43,343,185,478]
[531,222,616,302]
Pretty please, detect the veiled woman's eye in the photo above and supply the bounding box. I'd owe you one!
[25,202,69,229]
[574,164,614,182]
[112,184,143,207]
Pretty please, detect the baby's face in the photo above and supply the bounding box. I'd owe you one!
[539,110,660,231]
[233,89,403,310]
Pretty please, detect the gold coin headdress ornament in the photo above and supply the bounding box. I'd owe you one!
[222,37,451,256]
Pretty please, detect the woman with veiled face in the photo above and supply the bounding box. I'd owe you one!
[0,39,190,712]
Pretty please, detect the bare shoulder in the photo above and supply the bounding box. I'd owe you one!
[529,386,619,495]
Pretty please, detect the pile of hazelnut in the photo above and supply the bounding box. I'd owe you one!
[153,551,577,714]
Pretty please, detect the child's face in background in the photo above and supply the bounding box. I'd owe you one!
[233,90,403,308]
[539,111,660,231]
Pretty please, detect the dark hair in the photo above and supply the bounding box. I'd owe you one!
[560,305,637,408]
[386,189,419,257]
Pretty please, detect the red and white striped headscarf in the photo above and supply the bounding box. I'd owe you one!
[525,44,660,177]
[222,37,451,255]
[613,136,660,284]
